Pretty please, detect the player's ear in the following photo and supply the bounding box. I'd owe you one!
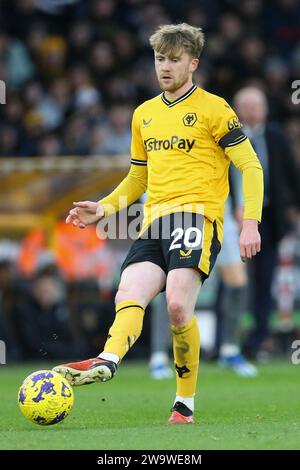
[190,58,199,73]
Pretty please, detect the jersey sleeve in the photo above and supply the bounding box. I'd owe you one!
[209,97,263,222]
[99,164,147,217]
[131,108,148,166]
[226,139,263,221]
[209,98,247,149]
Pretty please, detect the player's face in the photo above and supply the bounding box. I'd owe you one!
[154,50,198,93]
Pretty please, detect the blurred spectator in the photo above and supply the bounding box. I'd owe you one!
[89,40,116,86]
[3,94,24,128]
[0,259,22,361]
[236,0,264,36]
[74,85,101,112]
[37,133,62,157]
[21,110,45,156]
[18,222,116,287]
[68,21,92,64]
[113,30,138,69]
[14,269,80,360]
[237,36,266,81]
[36,35,67,81]
[149,293,173,380]
[286,117,300,167]
[104,74,138,103]
[0,125,19,157]
[68,279,115,357]
[234,86,300,360]
[53,220,115,283]
[218,13,243,46]
[23,80,45,108]
[264,0,300,60]
[93,103,132,155]
[26,21,48,58]
[62,114,90,155]
[0,31,35,90]
[36,78,71,130]
[89,126,108,156]
[90,0,120,40]
[217,168,257,377]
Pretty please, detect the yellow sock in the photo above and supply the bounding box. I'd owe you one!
[171,316,200,397]
[103,300,145,362]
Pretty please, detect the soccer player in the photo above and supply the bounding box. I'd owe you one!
[54,24,263,424]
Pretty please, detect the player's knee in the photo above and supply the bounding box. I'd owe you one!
[115,288,145,308]
[167,298,186,326]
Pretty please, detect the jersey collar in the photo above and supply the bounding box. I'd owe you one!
[161,84,197,108]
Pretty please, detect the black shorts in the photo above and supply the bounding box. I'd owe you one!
[121,212,221,281]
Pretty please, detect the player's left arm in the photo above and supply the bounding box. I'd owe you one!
[224,138,263,260]
[224,139,263,261]
[210,98,264,260]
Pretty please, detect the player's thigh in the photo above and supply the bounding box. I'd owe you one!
[219,262,247,287]
[116,261,166,308]
[166,267,202,320]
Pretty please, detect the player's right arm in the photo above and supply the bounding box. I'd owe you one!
[66,109,148,229]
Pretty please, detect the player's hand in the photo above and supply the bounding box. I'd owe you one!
[239,219,261,262]
[66,201,105,229]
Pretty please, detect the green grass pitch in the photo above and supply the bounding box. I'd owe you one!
[0,361,299,450]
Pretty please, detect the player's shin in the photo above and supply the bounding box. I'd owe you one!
[171,316,200,406]
[101,300,145,363]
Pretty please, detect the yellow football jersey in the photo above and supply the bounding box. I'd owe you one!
[100,85,263,241]
[131,86,255,236]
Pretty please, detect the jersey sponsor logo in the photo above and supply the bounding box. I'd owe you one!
[183,112,197,127]
[144,136,195,153]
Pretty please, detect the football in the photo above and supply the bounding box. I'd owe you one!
[18,370,74,425]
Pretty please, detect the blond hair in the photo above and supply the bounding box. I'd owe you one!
[149,23,205,58]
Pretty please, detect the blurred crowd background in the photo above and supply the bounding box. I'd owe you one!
[0,0,300,364]
[1,0,300,159]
